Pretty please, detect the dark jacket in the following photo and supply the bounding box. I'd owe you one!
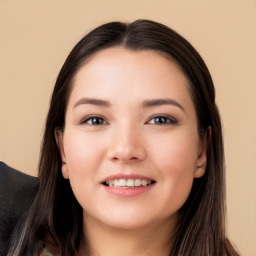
[0,162,38,256]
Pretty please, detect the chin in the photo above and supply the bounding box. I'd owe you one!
[99,211,168,231]
[104,219,152,230]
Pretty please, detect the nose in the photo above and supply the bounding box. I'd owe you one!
[107,123,146,163]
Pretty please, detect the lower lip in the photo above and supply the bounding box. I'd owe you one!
[102,184,155,197]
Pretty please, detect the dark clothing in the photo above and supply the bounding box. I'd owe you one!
[0,162,38,256]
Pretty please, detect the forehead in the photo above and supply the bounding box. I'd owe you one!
[75,47,187,82]
[69,47,193,108]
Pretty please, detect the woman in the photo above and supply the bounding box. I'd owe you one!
[8,20,240,256]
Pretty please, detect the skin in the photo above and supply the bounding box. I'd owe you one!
[56,48,207,256]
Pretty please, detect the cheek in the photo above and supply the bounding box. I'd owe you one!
[150,131,198,210]
[64,130,104,168]
[62,131,105,211]
[152,130,198,172]
[62,130,105,192]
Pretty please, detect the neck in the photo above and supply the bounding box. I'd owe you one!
[79,214,177,256]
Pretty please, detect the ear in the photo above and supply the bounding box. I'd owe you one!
[55,128,69,179]
[194,127,211,178]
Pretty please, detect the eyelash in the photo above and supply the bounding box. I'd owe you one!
[81,115,108,125]
[81,115,177,126]
[146,115,177,125]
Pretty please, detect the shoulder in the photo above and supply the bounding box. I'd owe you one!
[0,161,38,202]
[0,161,38,256]
[0,161,38,211]
[0,161,37,183]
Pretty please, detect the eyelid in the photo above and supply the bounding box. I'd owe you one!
[80,114,177,125]
[81,115,109,125]
[146,114,177,125]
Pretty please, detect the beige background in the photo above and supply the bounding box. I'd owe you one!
[0,0,255,255]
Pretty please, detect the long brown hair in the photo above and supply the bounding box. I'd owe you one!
[8,20,239,256]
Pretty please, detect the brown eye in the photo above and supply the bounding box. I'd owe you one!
[147,115,177,125]
[82,116,108,125]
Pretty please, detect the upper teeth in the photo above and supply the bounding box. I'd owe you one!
[106,179,152,187]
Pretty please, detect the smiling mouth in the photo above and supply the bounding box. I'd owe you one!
[102,179,156,188]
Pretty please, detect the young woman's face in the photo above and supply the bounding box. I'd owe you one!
[57,48,207,231]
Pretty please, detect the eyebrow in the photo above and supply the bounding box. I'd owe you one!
[73,97,184,112]
[142,98,185,112]
[73,98,111,109]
